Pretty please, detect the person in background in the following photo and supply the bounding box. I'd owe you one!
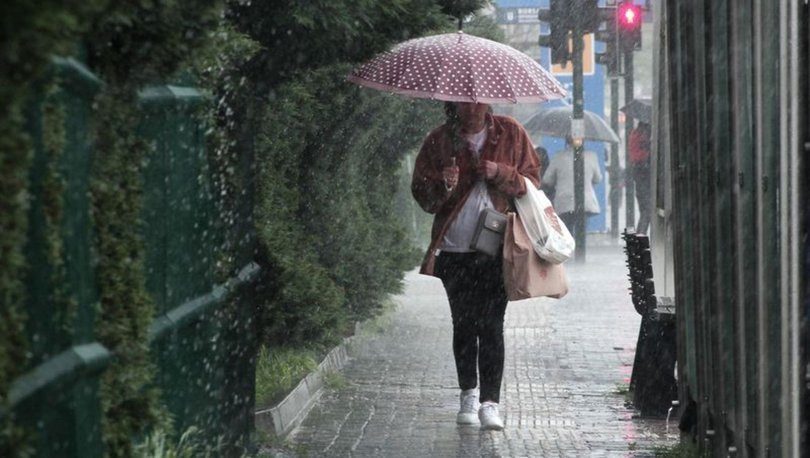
[628,121,652,234]
[534,145,554,201]
[411,102,539,431]
[541,135,602,235]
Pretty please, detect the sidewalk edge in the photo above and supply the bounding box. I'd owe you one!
[253,332,356,438]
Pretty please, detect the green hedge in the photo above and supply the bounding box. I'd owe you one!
[84,2,226,454]
[1,2,110,455]
[253,64,444,349]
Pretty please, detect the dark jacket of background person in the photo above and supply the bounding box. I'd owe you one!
[411,113,540,276]
[535,145,556,201]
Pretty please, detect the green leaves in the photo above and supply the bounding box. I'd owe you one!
[438,0,492,21]
[228,0,448,88]
[253,63,442,349]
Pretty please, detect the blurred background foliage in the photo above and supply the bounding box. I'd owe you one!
[1,0,493,456]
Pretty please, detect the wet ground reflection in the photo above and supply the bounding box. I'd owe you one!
[287,244,677,457]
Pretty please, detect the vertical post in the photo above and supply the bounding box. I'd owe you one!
[610,76,621,239]
[572,10,587,263]
[624,49,635,230]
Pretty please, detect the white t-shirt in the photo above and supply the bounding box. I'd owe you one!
[439,127,495,253]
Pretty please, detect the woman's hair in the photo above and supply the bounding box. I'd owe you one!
[444,102,464,153]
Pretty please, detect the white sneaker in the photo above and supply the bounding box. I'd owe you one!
[478,401,504,431]
[457,389,479,424]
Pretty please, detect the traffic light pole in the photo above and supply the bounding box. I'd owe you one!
[609,76,620,239]
[623,49,635,230]
[572,20,586,263]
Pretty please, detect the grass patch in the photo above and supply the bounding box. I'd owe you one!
[255,346,319,408]
[613,382,635,407]
[135,426,228,458]
[613,383,630,395]
[253,429,309,458]
[652,440,699,457]
[322,371,350,391]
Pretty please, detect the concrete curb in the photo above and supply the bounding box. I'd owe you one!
[254,323,365,438]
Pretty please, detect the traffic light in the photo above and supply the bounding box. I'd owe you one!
[590,3,620,76]
[617,1,642,51]
[537,0,570,65]
[595,29,620,76]
[578,0,605,33]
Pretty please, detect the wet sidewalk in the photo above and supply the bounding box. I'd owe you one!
[288,246,678,457]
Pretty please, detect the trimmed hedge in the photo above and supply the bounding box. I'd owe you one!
[253,64,444,349]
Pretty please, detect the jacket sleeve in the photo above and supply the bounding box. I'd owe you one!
[589,152,603,184]
[411,134,450,214]
[543,159,557,187]
[490,123,540,197]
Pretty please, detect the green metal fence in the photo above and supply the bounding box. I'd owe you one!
[7,57,259,456]
[655,1,807,456]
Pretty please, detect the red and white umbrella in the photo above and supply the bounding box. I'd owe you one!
[348,31,566,104]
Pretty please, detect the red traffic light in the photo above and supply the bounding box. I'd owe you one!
[617,2,642,29]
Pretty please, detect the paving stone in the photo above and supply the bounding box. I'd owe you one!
[289,246,678,457]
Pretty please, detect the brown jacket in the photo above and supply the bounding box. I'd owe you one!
[411,114,540,276]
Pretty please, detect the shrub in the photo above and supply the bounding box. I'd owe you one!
[253,63,443,349]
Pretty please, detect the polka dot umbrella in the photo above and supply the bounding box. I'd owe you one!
[348,31,566,104]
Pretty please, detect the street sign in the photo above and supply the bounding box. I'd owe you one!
[496,7,542,24]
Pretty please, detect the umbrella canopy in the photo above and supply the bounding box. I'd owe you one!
[524,106,620,143]
[620,97,652,123]
[348,31,566,104]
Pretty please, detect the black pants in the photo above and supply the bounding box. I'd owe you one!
[631,163,651,234]
[435,252,508,403]
[559,212,597,237]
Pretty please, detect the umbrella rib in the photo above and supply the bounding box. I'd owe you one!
[524,107,619,143]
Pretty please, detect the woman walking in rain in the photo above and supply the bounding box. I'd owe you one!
[411,102,539,430]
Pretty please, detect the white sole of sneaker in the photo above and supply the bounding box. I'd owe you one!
[457,413,479,425]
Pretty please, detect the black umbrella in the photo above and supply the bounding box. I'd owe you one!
[620,97,652,123]
[523,106,620,143]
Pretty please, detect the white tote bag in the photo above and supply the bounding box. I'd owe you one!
[513,176,575,264]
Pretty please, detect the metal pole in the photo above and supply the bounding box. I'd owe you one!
[624,49,635,230]
[572,15,586,263]
[610,76,621,239]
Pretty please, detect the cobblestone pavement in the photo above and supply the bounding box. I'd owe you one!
[289,246,679,457]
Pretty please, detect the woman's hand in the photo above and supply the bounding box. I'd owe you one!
[478,160,499,180]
